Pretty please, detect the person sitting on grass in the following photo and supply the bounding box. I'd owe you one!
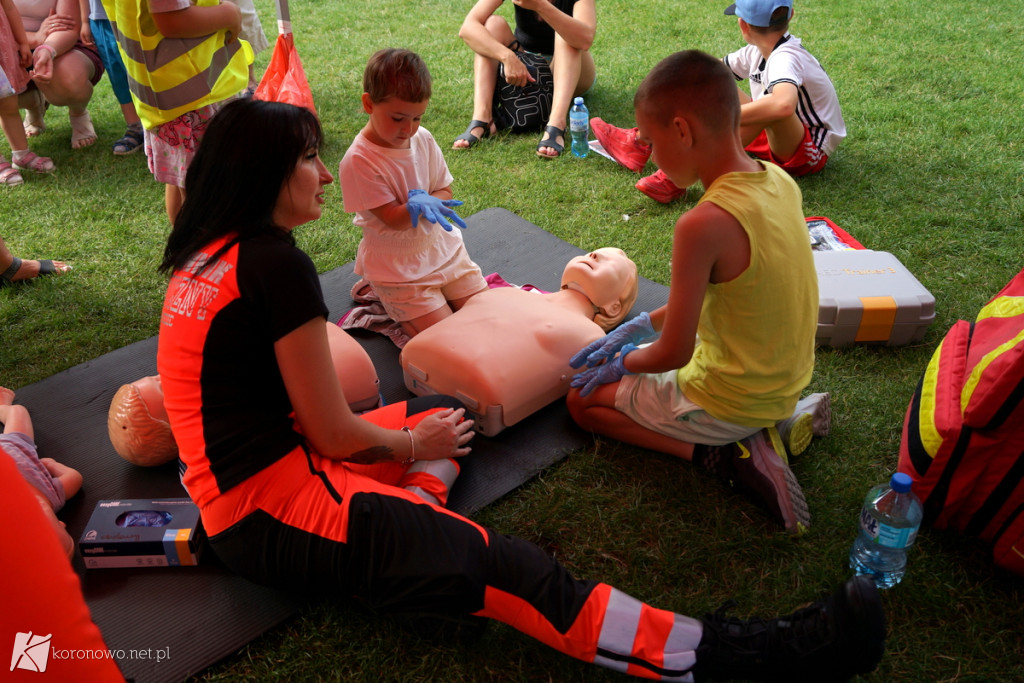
[567,49,828,537]
[590,0,845,203]
[15,0,103,150]
[0,386,82,558]
[0,234,70,286]
[454,0,595,158]
[157,96,884,683]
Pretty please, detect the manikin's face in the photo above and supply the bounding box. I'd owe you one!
[561,247,636,311]
[273,148,333,231]
[361,95,428,149]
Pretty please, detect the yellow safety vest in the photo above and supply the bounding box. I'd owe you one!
[102,0,253,129]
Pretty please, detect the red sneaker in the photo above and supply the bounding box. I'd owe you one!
[590,117,651,173]
[635,169,686,204]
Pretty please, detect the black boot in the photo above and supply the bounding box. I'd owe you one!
[693,576,886,682]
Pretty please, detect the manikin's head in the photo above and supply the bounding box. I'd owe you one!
[561,248,639,331]
[107,375,179,467]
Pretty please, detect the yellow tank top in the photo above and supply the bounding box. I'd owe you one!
[677,163,818,427]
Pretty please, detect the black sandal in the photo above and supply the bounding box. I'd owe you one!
[453,119,492,149]
[536,125,564,158]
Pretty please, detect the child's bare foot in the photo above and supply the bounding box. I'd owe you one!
[0,386,14,406]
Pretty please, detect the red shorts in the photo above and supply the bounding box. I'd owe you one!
[745,127,828,177]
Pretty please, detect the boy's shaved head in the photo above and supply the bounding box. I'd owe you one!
[634,50,741,135]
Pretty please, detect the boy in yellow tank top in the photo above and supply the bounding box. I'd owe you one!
[566,50,827,536]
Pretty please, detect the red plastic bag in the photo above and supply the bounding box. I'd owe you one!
[254,33,317,116]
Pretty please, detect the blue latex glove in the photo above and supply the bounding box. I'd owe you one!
[570,343,638,397]
[570,312,656,369]
[406,189,467,231]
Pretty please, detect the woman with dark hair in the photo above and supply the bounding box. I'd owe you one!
[155,98,884,683]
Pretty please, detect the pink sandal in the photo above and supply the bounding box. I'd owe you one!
[0,159,24,186]
[12,151,55,174]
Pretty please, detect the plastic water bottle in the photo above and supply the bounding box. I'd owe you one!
[849,472,923,589]
[569,97,589,158]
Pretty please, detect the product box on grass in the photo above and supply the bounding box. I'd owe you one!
[815,249,935,347]
[78,498,205,569]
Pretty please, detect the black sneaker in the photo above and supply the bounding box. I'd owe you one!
[693,575,887,682]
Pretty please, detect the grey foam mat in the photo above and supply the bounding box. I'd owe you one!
[12,207,669,682]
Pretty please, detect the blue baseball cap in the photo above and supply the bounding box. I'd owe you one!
[724,0,793,28]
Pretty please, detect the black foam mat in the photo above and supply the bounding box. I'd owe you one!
[12,208,669,682]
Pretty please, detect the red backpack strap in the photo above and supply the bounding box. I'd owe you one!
[960,269,1024,428]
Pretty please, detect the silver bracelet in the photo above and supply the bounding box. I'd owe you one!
[400,426,416,465]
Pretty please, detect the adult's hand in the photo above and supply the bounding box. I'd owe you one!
[38,9,75,38]
[411,408,475,460]
[499,52,535,88]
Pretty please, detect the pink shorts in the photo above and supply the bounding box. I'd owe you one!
[371,247,487,322]
[745,127,828,178]
[145,99,232,187]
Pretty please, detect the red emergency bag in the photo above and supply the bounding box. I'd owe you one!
[898,266,1024,576]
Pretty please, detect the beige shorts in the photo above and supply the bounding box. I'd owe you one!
[614,369,759,446]
[372,248,487,322]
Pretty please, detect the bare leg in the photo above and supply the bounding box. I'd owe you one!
[0,387,34,439]
[399,304,455,339]
[165,184,185,224]
[1,95,31,152]
[566,384,696,461]
[736,87,806,162]
[41,458,83,499]
[538,35,595,157]
[453,15,514,149]
[35,50,97,149]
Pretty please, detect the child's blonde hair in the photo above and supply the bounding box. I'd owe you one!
[363,48,432,104]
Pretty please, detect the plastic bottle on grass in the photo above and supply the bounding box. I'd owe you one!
[569,97,589,158]
[849,472,923,589]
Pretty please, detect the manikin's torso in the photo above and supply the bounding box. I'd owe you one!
[401,286,604,435]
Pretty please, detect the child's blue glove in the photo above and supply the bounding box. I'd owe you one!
[570,343,638,397]
[570,312,655,369]
[407,189,467,231]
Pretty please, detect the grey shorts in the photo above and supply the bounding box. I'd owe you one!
[614,369,759,446]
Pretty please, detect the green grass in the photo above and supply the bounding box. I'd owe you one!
[3,0,1024,680]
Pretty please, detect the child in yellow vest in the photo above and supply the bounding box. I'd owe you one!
[103,0,252,222]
